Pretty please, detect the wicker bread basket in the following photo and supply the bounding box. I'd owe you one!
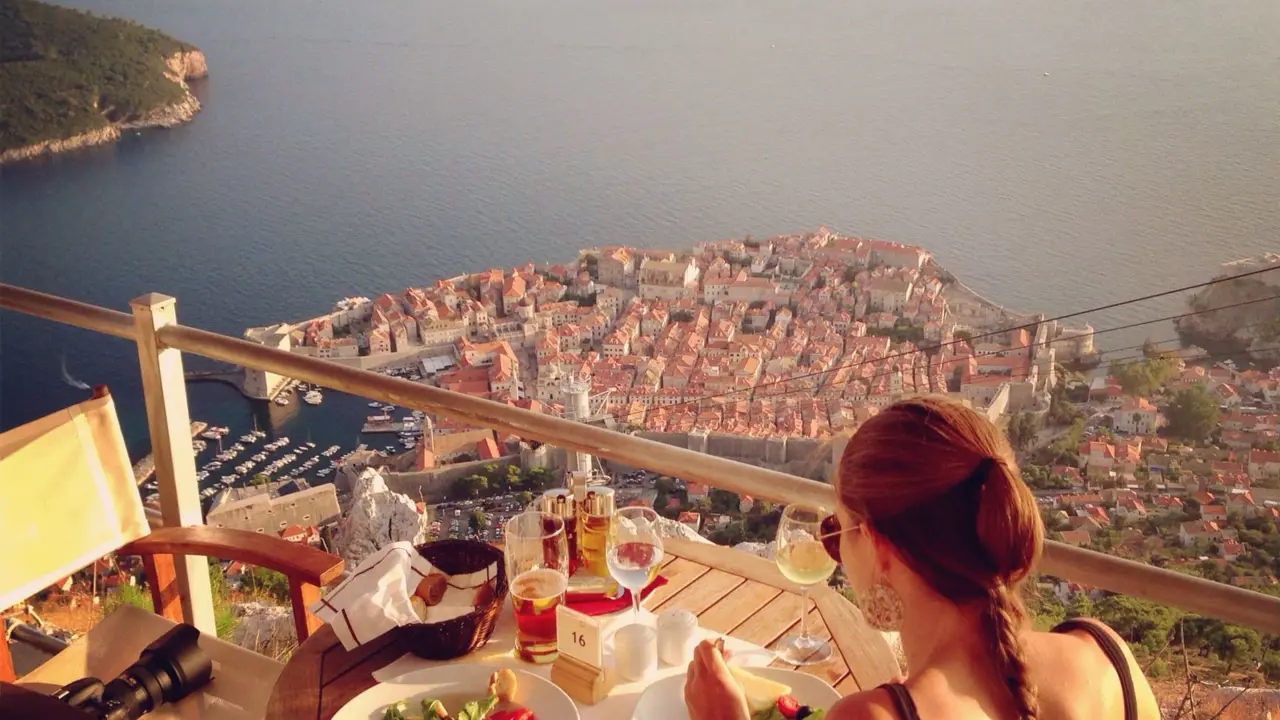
[399,539,508,660]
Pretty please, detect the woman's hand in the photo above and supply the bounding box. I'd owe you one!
[684,640,751,720]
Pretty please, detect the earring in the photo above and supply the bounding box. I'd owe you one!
[861,579,904,632]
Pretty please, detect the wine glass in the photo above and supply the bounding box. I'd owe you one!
[772,504,837,665]
[606,506,664,622]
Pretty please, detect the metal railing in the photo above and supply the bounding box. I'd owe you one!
[2,283,1278,635]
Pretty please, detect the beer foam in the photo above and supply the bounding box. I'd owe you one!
[511,568,568,600]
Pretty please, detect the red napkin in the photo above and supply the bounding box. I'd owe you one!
[566,576,669,616]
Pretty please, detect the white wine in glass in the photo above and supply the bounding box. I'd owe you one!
[773,505,837,665]
[605,506,664,622]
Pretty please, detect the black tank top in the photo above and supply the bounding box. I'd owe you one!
[874,619,1139,720]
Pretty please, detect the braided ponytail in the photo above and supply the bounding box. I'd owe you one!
[983,584,1039,720]
[836,397,1048,719]
[975,456,1044,720]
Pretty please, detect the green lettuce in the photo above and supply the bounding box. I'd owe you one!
[456,694,500,720]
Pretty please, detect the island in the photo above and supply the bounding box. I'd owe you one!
[0,0,208,164]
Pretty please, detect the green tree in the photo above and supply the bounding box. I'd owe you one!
[251,473,270,487]
[1093,595,1181,655]
[1007,412,1042,450]
[1164,386,1220,443]
[452,474,488,499]
[515,491,533,507]
[469,509,488,535]
[1028,585,1067,631]
[1108,357,1178,397]
[1047,383,1084,426]
[1262,652,1280,682]
[709,488,738,513]
[523,467,554,492]
[243,567,290,603]
[1213,626,1261,675]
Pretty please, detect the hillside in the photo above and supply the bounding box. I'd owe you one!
[0,0,207,162]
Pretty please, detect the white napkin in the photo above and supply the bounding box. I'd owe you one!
[308,542,438,650]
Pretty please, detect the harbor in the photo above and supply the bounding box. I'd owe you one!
[132,421,207,485]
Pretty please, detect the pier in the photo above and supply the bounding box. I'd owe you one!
[133,421,206,485]
[360,422,419,434]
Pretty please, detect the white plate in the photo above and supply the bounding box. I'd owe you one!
[332,664,580,720]
[631,667,840,720]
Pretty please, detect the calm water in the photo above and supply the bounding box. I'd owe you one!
[2,0,1278,458]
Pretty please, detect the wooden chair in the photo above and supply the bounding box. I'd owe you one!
[0,388,344,716]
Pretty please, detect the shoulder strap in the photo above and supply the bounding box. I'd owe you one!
[1052,619,1139,720]
[876,683,922,720]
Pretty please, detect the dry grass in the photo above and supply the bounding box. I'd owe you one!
[1153,679,1280,719]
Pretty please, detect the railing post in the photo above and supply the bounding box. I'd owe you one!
[130,294,216,634]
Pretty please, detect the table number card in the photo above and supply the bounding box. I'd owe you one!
[556,604,604,668]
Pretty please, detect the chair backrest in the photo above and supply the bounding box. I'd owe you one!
[0,388,149,612]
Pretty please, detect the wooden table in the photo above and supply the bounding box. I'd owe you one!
[266,538,899,719]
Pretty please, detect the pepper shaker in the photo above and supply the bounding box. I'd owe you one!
[657,609,699,666]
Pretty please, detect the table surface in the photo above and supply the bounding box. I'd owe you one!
[266,537,899,720]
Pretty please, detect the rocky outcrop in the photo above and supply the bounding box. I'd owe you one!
[0,126,122,164]
[230,601,296,651]
[732,540,776,560]
[1176,253,1280,368]
[335,468,428,570]
[166,49,209,81]
[655,516,713,544]
[0,48,208,165]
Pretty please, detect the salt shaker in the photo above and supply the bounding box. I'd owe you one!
[657,609,699,666]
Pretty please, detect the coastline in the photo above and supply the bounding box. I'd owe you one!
[0,49,208,166]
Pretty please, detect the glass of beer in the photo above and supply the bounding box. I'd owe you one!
[577,488,615,577]
[772,504,837,665]
[504,512,570,664]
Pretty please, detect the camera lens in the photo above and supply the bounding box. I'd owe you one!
[99,671,161,720]
[98,624,213,720]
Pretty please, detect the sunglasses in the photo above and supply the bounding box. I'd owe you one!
[818,514,857,563]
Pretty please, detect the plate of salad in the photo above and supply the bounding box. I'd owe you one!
[332,665,578,720]
[631,665,838,720]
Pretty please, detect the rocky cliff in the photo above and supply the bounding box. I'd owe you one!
[334,468,428,570]
[1176,253,1280,368]
[0,49,208,164]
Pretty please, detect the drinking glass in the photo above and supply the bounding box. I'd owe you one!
[772,505,837,665]
[606,506,664,621]
[504,512,570,664]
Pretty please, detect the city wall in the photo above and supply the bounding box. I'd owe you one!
[379,455,524,502]
[604,431,836,482]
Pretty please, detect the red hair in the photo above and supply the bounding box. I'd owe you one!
[838,395,1044,719]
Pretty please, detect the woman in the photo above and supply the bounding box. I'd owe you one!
[685,396,1159,719]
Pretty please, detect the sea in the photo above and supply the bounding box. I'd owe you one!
[1,0,1278,463]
